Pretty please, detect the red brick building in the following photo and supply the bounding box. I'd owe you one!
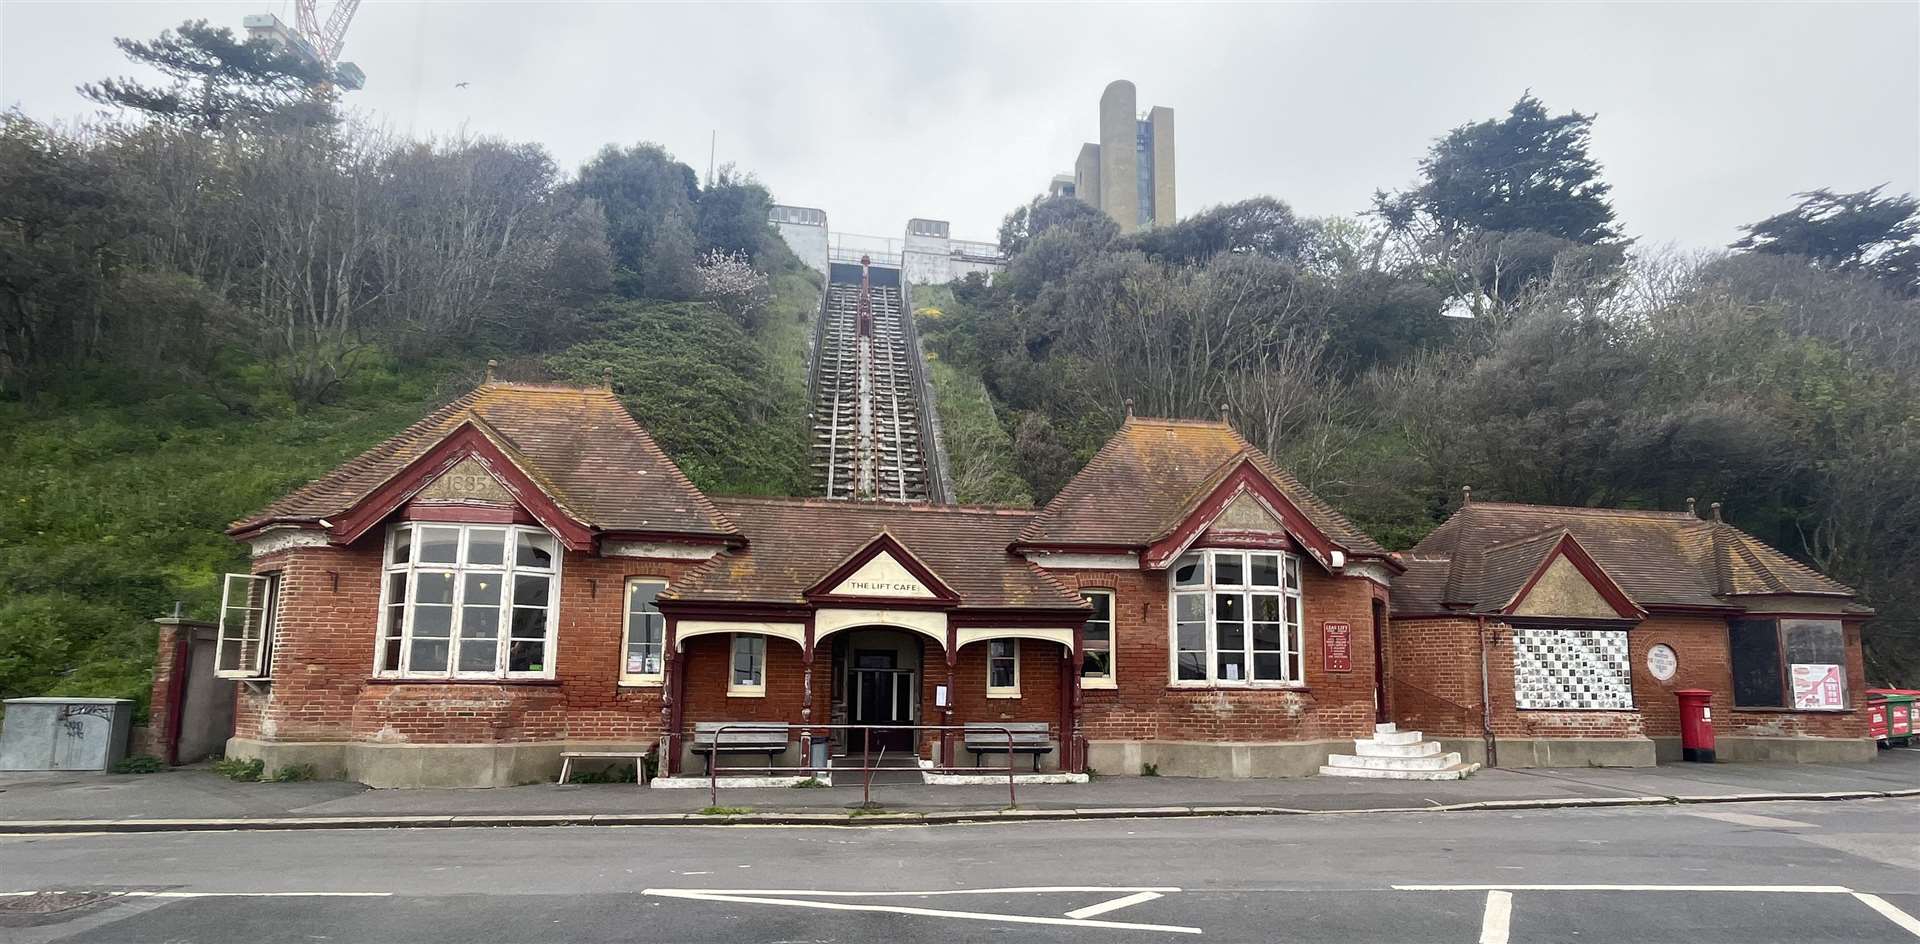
[184,382,1871,787]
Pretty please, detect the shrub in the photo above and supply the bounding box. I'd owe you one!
[268,763,317,782]
[212,757,264,781]
[111,755,164,774]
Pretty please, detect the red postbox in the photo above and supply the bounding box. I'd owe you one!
[1676,689,1715,763]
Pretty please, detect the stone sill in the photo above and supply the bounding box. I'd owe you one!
[1731,706,1854,715]
[365,677,562,687]
[1164,685,1310,693]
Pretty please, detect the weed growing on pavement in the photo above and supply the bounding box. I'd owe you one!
[212,757,264,782]
[1141,762,1160,777]
[567,764,638,784]
[268,763,317,782]
[698,806,752,816]
[790,777,827,788]
[110,755,163,774]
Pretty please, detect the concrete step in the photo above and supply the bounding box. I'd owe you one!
[1325,751,1463,772]
[1373,728,1425,746]
[1374,722,1398,736]
[1319,761,1481,781]
[1354,739,1442,758]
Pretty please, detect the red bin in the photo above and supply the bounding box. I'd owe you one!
[1676,689,1715,763]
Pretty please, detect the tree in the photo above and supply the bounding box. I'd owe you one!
[1389,93,1622,245]
[1132,197,1309,264]
[79,20,336,132]
[573,143,700,299]
[694,165,774,259]
[1732,186,1920,296]
[997,194,1118,257]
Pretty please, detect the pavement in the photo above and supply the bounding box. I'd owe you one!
[1,749,1915,832]
[2,796,1916,942]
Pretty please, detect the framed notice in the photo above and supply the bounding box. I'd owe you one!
[1323,621,1352,673]
[1790,663,1845,710]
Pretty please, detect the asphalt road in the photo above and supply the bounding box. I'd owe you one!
[3,798,1916,943]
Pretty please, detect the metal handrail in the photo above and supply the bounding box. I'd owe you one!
[703,722,1027,809]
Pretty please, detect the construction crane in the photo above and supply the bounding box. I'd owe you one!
[242,1,366,90]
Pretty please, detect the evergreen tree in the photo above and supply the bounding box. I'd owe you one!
[1733,185,1920,296]
[79,20,336,132]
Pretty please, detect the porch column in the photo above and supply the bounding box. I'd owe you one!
[799,619,815,776]
[1070,622,1086,772]
[1057,640,1076,773]
[942,626,958,767]
[661,615,682,776]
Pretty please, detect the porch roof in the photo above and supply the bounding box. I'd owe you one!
[661,498,1089,614]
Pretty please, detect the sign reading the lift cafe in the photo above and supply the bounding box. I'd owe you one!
[1322,620,1352,673]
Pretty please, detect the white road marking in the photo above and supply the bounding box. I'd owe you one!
[1684,810,1818,829]
[648,885,1179,897]
[1394,884,1853,894]
[643,888,1201,934]
[1478,890,1512,944]
[1064,891,1163,919]
[1855,893,1920,939]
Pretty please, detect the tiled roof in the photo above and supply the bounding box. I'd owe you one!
[231,383,736,538]
[665,498,1087,612]
[1018,417,1387,556]
[1393,501,1853,614]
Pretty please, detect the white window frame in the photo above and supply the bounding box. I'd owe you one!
[1080,589,1116,689]
[728,634,766,697]
[1167,548,1303,688]
[373,522,562,681]
[987,638,1021,698]
[216,572,280,680]
[621,578,668,686]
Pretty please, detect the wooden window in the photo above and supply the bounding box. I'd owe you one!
[216,572,279,680]
[1080,590,1115,688]
[621,580,667,685]
[729,634,766,696]
[1168,548,1303,687]
[1731,618,1847,709]
[987,639,1020,697]
[375,523,560,680]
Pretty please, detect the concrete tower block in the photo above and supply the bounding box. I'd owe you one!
[1075,143,1102,212]
[1098,79,1139,232]
[1149,105,1176,227]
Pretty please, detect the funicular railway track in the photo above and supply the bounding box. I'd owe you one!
[810,257,944,502]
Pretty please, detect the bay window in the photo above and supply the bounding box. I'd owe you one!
[1169,549,1302,686]
[987,639,1020,697]
[622,579,667,685]
[1080,589,1115,688]
[377,523,560,679]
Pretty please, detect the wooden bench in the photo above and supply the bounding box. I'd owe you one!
[690,722,791,774]
[963,722,1053,771]
[557,750,652,786]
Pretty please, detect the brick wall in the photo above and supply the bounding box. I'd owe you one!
[1056,565,1381,743]
[1388,613,1869,742]
[240,539,701,746]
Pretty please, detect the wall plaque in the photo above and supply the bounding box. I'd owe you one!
[1323,620,1352,673]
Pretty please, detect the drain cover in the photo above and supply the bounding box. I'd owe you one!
[0,890,117,916]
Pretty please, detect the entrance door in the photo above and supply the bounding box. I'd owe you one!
[849,650,916,754]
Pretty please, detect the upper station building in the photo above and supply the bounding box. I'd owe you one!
[1062,80,1176,232]
[162,381,1874,787]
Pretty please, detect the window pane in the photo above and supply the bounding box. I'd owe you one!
[1215,553,1245,586]
[1285,595,1299,627]
[1252,622,1282,651]
[1216,593,1244,623]
[463,573,502,607]
[412,602,452,637]
[1284,555,1300,590]
[733,636,764,686]
[1173,554,1204,587]
[1783,620,1844,665]
[418,526,460,565]
[466,528,506,567]
[1081,649,1112,678]
[1730,619,1784,707]
[510,607,547,640]
[409,638,450,673]
[1251,554,1280,587]
[513,574,550,608]
[1251,593,1280,622]
[1083,621,1110,646]
[1085,592,1110,622]
[516,531,556,569]
[457,640,498,673]
[1253,652,1284,681]
[1217,652,1245,682]
[1214,618,1245,652]
[1177,651,1207,680]
[390,528,412,565]
[630,581,664,617]
[416,571,456,606]
[1175,593,1205,622]
[1176,620,1207,651]
[382,632,403,673]
[508,639,545,672]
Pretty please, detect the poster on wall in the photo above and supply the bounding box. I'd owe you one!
[1790,663,1845,709]
[1323,621,1352,673]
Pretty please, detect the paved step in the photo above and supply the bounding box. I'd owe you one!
[1318,762,1481,781]
[1325,751,1464,772]
[1374,722,1398,736]
[1354,739,1443,759]
[1373,728,1425,746]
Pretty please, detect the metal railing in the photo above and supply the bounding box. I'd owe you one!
[699,723,1033,808]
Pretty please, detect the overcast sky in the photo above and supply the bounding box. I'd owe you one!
[4,1,1916,248]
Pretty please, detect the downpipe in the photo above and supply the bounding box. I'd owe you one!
[1478,615,1497,769]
